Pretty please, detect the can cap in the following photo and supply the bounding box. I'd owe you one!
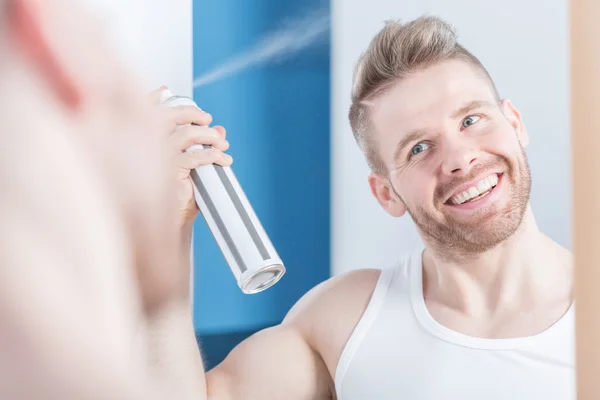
[240,264,285,294]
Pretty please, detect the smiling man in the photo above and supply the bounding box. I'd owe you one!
[147,15,575,400]
[357,37,534,263]
[336,17,574,398]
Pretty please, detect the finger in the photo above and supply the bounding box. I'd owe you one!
[148,85,168,105]
[176,148,233,171]
[171,125,229,152]
[164,105,213,129]
[213,125,227,139]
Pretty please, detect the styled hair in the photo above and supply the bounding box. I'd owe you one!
[349,16,500,173]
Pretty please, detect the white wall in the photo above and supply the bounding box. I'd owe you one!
[81,0,193,97]
[331,0,571,275]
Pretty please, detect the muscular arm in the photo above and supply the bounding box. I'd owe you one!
[144,252,382,400]
[205,268,381,400]
[146,287,334,400]
[141,223,331,400]
[206,323,333,400]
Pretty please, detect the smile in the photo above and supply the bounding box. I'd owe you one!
[446,174,500,205]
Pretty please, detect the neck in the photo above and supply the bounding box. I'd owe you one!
[422,207,573,316]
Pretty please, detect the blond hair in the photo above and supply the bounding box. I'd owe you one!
[349,16,499,173]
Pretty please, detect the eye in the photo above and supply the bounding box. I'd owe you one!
[461,115,481,129]
[410,142,430,157]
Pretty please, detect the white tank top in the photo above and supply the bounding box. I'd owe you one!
[334,248,576,400]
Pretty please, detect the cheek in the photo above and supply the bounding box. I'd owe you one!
[480,125,522,157]
[397,170,434,206]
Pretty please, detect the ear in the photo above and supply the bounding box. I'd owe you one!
[500,99,529,148]
[368,172,407,218]
[8,0,81,109]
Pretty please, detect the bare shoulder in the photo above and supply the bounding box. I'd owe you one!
[206,269,385,400]
[283,269,383,380]
[284,268,381,322]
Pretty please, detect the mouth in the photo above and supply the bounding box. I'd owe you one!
[445,173,501,206]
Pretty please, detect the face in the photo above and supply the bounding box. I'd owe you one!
[368,59,531,258]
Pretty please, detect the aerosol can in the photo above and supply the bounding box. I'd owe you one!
[160,90,285,294]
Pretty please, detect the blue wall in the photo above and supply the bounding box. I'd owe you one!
[192,0,331,334]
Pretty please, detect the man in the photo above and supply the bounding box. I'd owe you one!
[0,0,221,398]
[157,15,575,400]
[0,3,573,398]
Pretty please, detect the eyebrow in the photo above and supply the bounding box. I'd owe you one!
[450,100,494,119]
[393,130,427,162]
[392,100,494,162]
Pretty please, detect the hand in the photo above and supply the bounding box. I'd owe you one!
[151,87,234,229]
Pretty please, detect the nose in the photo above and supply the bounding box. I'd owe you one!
[440,138,479,176]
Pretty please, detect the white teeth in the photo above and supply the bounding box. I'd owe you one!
[476,179,489,193]
[489,174,499,186]
[468,187,479,198]
[449,174,499,205]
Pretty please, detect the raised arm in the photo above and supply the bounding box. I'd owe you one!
[143,227,334,400]
[204,301,335,400]
[143,234,382,400]
[141,97,382,400]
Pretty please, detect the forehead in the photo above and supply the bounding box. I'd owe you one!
[370,59,497,135]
